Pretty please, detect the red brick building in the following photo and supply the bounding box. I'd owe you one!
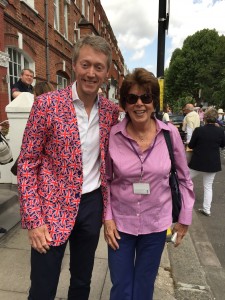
[0,0,125,121]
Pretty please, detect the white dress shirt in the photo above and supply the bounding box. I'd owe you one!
[72,82,101,194]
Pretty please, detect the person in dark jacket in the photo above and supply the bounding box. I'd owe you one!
[188,108,225,216]
[11,68,34,100]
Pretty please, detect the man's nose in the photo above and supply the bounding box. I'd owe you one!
[87,66,95,76]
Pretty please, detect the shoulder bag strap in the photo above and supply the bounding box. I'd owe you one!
[163,130,176,172]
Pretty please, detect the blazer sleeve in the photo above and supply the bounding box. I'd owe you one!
[17,96,49,229]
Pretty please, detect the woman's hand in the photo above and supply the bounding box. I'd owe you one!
[172,223,189,247]
[104,219,121,250]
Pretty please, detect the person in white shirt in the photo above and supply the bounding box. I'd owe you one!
[162,104,170,123]
[182,103,200,163]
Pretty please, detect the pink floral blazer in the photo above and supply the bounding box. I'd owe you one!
[17,85,119,246]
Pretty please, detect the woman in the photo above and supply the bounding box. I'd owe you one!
[104,68,195,300]
[188,108,225,217]
[33,81,55,97]
[162,104,170,123]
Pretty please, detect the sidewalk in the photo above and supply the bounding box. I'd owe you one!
[0,223,175,300]
[0,181,215,299]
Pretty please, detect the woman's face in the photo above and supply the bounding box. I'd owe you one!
[125,84,155,125]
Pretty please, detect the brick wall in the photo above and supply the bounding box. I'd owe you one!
[0,0,125,121]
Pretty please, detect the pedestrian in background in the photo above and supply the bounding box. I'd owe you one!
[162,104,171,123]
[198,104,205,126]
[17,35,119,300]
[182,103,200,163]
[11,68,34,100]
[104,68,195,300]
[33,81,55,98]
[188,108,225,217]
[217,108,225,127]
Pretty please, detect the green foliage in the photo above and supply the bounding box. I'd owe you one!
[165,29,225,112]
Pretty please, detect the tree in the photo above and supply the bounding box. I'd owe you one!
[165,29,224,111]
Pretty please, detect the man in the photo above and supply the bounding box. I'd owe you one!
[217,108,225,126]
[11,68,34,100]
[182,103,200,162]
[17,35,119,300]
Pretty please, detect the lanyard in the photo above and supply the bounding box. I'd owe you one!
[128,135,158,180]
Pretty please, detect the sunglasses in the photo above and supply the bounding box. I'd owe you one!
[126,93,153,104]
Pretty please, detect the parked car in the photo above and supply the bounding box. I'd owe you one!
[169,114,186,142]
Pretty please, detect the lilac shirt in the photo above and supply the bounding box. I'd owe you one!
[105,117,195,235]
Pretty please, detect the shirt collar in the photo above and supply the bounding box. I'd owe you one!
[72,81,100,106]
[113,116,171,137]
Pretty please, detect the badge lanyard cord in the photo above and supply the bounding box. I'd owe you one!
[128,135,158,181]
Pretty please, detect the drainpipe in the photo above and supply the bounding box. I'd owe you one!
[45,0,50,81]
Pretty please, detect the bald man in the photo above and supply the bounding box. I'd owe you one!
[182,103,200,162]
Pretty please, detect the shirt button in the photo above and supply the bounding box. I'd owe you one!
[138,202,140,205]
[137,213,140,216]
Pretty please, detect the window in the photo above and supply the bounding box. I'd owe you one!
[82,0,85,16]
[54,0,60,31]
[20,0,34,9]
[57,74,67,90]
[64,1,69,39]
[8,48,30,88]
[7,48,34,100]
[87,2,90,21]
[93,7,95,24]
[74,22,80,43]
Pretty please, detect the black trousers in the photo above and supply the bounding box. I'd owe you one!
[28,187,103,300]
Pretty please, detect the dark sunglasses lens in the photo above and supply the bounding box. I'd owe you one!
[140,94,152,103]
[126,94,138,104]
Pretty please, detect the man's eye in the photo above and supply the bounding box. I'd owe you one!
[96,65,103,71]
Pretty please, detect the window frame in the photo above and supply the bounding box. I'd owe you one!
[54,0,60,31]
[57,74,68,90]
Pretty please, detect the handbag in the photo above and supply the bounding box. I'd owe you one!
[0,132,13,165]
[11,156,18,176]
[163,130,182,223]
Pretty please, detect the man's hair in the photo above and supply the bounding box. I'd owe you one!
[21,68,34,76]
[34,81,54,97]
[185,103,194,111]
[120,68,159,111]
[72,35,112,70]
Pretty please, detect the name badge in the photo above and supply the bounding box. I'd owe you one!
[133,182,150,195]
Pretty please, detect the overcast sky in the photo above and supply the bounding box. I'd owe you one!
[101,0,225,75]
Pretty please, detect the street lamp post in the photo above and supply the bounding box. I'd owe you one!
[157,0,169,78]
[157,0,169,111]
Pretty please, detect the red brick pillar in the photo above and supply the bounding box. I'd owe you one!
[0,1,9,121]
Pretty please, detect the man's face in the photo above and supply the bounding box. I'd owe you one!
[73,45,109,100]
[183,106,190,116]
[21,70,34,85]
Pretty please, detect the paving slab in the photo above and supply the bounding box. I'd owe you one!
[168,231,213,299]
[0,248,30,293]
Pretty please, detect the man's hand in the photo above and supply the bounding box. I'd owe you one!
[172,223,189,247]
[104,220,121,250]
[28,225,52,254]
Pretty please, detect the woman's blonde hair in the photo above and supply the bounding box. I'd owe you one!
[204,108,218,123]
